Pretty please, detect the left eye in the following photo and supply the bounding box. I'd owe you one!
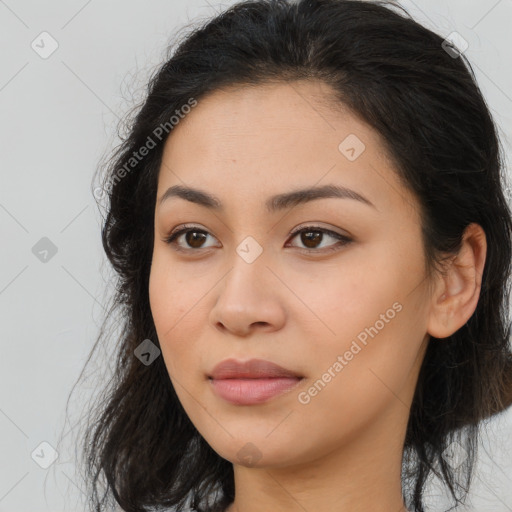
[163,225,352,253]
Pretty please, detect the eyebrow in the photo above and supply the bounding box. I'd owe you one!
[157,183,376,212]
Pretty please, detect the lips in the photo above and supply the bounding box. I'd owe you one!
[208,358,302,380]
[208,358,304,405]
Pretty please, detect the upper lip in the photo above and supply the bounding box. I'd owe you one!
[208,358,302,379]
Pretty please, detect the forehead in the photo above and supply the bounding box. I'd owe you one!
[156,80,413,215]
[163,80,381,157]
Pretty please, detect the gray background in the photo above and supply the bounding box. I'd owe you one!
[0,0,511,511]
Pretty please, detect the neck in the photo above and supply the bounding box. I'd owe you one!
[225,399,410,512]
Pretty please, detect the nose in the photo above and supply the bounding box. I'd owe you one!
[208,254,287,337]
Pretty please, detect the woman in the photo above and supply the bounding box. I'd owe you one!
[76,1,512,511]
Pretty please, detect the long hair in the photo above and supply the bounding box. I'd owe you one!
[65,1,512,511]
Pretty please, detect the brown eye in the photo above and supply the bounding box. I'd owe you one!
[298,230,323,249]
[164,225,218,252]
[287,226,352,253]
[183,231,208,249]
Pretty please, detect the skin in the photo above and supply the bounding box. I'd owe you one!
[148,80,487,512]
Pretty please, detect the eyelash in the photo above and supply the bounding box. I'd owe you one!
[163,224,352,254]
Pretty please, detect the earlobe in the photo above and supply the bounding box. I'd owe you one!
[427,223,487,339]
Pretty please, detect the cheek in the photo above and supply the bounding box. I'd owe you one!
[148,256,204,376]
[280,246,412,343]
[292,304,425,457]
[149,251,203,332]
[289,244,428,400]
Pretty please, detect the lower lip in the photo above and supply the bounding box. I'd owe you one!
[209,377,302,405]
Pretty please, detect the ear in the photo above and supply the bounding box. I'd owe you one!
[427,223,487,339]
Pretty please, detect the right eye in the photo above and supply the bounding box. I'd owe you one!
[163,224,219,252]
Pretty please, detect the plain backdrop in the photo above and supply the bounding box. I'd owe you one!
[0,1,511,511]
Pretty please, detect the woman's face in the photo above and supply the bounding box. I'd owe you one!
[149,80,434,469]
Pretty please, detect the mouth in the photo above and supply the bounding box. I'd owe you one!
[208,358,304,405]
[208,357,302,379]
[209,377,303,405]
